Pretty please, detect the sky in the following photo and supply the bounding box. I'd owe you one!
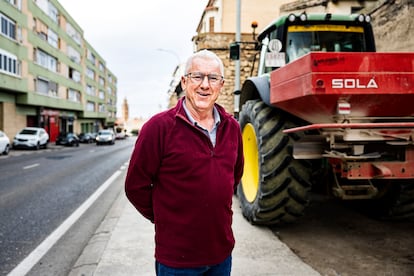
[58,0,208,119]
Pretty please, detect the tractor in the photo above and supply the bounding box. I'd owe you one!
[236,13,414,225]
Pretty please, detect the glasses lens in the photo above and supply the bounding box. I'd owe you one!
[190,73,204,83]
[187,73,222,85]
[208,74,221,84]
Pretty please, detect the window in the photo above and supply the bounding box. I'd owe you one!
[1,13,16,40]
[34,18,47,40]
[66,22,81,45]
[34,18,59,48]
[286,25,367,62]
[99,62,104,72]
[48,2,58,23]
[99,90,105,99]
[36,77,49,95]
[36,49,47,67]
[86,67,95,80]
[6,0,22,9]
[49,81,57,96]
[69,67,81,82]
[47,28,58,48]
[209,17,215,33]
[34,0,48,13]
[99,76,105,86]
[98,104,105,112]
[0,49,20,76]
[86,101,95,111]
[34,0,58,23]
[35,77,58,96]
[67,45,81,63]
[68,89,81,102]
[87,50,96,64]
[86,84,95,96]
[35,48,57,72]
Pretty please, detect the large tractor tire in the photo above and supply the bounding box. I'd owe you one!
[354,180,414,220]
[387,181,414,219]
[237,99,312,225]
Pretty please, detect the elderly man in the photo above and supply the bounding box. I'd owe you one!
[125,49,244,275]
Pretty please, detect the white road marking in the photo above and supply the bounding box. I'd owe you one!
[7,169,123,276]
[23,163,39,170]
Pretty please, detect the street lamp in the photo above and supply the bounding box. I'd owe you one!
[234,0,241,117]
[156,48,181,64]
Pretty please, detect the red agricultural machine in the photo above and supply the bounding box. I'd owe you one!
[236,13,414,225]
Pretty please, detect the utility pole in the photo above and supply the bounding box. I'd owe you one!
[234,0,241,117]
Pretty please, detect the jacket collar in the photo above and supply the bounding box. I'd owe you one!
[174,97,232,123]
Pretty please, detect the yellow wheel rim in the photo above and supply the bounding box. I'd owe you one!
[241,123,259,203]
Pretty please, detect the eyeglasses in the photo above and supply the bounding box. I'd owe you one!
[185,72,223,86]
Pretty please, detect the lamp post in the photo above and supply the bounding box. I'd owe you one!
[156,48,181,65]
[156,48,184,106]
[234,0,241,117]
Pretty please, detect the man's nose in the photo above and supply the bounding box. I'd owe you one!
[200,75,210,86]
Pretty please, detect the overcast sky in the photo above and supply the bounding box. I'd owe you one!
[58,0,208,119]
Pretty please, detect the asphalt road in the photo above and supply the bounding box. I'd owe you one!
[273,193,414,275]
[0,138,136,276]
[3,137,413,275]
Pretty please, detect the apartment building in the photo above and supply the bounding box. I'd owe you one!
[0,0,117,142]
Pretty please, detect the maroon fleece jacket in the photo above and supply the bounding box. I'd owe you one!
[125,97,244,268]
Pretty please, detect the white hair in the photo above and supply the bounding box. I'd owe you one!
[184,49,224,76]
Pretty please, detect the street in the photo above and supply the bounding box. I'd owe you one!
[0,138,136,276]
[1,137,414,275]
[273,193,414,275]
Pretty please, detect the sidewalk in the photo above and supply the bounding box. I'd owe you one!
[69,172,321,276]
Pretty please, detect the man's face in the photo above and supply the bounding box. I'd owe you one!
[181,57,224,114]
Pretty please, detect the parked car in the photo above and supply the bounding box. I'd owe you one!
[56,132,80,147]
[115,130,126,140]
[115,127,126,139]
[96,129,115,145]
[12,127,49,150]
[78,132,97,143]
[0,130,10,155]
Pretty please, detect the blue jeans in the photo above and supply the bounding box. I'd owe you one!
[155,255,232,276]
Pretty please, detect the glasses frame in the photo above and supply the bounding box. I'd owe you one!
[185,72,224,86]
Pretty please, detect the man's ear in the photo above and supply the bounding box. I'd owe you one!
[181,76,187,88]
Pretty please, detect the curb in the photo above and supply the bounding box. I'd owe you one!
[68,189,126,276]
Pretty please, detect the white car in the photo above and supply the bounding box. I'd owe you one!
[96,129,115,145]
[13,127,49,150]
[0,130,10,155]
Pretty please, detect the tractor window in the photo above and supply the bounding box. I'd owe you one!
[286,25,366,63]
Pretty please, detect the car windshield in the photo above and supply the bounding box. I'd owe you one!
[286,24,366,62]
[99,130,111,135]
[20,129,37,135]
